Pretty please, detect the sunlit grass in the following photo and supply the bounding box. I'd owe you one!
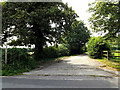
[28,52,34,55]
[96,57,120,71]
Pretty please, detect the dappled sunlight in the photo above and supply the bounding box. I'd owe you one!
[23,55,117,78]
[63,55,102,66]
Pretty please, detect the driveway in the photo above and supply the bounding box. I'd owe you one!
[2,55,119,88]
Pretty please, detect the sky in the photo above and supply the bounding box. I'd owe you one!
[62,0,100,36]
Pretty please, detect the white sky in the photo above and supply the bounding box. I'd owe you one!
[62,0,100,37]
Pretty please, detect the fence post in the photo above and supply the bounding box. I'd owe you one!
[107,51,109,60]
[5,43,7,64]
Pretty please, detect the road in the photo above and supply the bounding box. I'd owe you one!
[2,55,120,88]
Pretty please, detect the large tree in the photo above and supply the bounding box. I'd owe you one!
[2,2,78,60]
[88,0,120,39]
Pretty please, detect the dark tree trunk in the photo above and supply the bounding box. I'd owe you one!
[33,23,44,61]
[34,39,44,61]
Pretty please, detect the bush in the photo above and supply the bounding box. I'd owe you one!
[42,44,70,59]
[87,36,110,59]
[41,43,86,59]
[43,46,59,58]
[81,45,87,53]
[2,48,38,76]
[57,44,70,57]
[2,48,29,64]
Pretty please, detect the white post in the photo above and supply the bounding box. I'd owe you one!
[5,43,7,64]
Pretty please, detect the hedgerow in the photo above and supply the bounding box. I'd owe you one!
[87,36,110,59]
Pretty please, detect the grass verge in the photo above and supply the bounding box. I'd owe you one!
[95,57,120,71]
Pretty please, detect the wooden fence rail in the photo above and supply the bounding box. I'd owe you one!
[103,51,120,60]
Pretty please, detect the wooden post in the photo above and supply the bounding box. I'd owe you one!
[107,51,109,60]
[5,43,7,64]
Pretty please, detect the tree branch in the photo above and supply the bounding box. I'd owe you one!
[106,3,118,7]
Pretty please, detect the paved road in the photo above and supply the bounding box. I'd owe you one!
[1,77,119,88]
[2,55,119,88]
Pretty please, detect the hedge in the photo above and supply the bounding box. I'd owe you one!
[87,36,110,59]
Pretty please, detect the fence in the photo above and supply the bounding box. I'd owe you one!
[103,51,120,60]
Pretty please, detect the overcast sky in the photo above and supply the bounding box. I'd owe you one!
[62,0,101,36]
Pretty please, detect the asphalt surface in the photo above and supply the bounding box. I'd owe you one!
[1,77,118,88]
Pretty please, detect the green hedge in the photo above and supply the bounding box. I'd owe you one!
[2,48,29,64]
[2,48,38,76]
[87,36,110,59]
[42,44,70,58]
[43,46,59,58]
[37,43,86,59]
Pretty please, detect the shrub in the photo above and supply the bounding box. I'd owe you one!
[42,44,70,58]
[2,48,29,64]
[81,45,87,53]
[87,36,110,59]
[2,48,38,76]
[43,46,59,58]
[57,44,70,56]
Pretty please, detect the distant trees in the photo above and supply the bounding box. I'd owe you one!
[65,20,90,54]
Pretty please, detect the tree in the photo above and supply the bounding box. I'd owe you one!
[65,20,90,54]
[2,2,78,60]
[88,0,120,39]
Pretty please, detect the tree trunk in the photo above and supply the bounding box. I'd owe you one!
[33,23,44,61]
[34,38,44,61]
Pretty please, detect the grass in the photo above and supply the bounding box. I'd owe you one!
[28,52,34,55]
[111,50,120,57]
[110,50,120,63]
[95,50,120,71]
[96,57,120,71]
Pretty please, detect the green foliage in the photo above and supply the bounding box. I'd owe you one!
[2,48,28,64]
[87,36,110,59]
[2,48,38,76]
[97,57,120,71]
[81,45,87,53]
[2,2,78,61]
[42,46,59,58]
[57,44,70,56]
[65,20,90,54]
[105,37,120,51]
[88,1,120,39]
[39,44,70,59]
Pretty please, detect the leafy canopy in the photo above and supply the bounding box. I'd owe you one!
[2,2,79,60]
[88,0,120,39]
[65,20,90,54]
[2,2,78,47]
